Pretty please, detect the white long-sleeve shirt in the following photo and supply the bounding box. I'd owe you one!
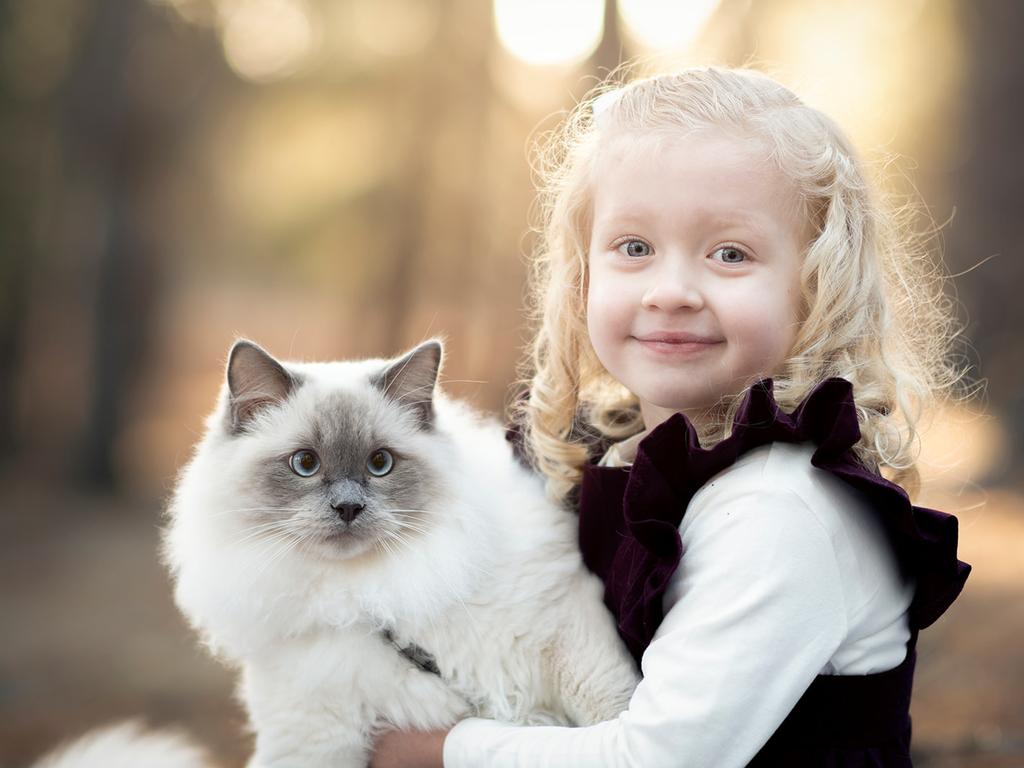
[443,440,915,767]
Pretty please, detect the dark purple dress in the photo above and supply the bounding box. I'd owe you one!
[573,378,971,767]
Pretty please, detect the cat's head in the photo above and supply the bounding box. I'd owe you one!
[193,338,453,563]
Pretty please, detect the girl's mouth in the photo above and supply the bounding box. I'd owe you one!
[635,338,721,356]
[633,333,722,356]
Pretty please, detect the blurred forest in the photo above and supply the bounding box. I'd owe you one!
[1,0,1022,766]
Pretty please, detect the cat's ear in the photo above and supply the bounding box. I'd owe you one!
[225,340,295,433]
[373,340,442,428]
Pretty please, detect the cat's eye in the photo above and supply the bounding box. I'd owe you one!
[366,449,394,477]
[289,449,321,477]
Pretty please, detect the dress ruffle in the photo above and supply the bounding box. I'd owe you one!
[578,377,972,662]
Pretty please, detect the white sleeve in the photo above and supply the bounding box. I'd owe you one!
[443,486,849,768]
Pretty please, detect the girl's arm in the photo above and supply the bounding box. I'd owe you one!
[438,484,850,768]
[370,729,447,768]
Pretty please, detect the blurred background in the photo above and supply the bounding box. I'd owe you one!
[1,0,1021,765]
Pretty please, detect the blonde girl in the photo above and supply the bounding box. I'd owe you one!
[372,66,971,768]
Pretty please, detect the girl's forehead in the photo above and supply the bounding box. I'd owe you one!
[595,127,771,174]
[588,128,807,239]
[592,131,776,205]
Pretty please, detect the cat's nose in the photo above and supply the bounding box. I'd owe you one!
[332,502,365,523]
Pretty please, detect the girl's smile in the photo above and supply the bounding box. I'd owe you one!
[633,332,723,357]
[586,129,809,432]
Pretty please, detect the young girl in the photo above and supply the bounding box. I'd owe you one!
[372,66,971,767]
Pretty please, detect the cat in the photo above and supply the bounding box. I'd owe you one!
[158,338,639,767]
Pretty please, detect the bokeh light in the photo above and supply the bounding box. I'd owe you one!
[493,0,604,67]
[618,0,722,52]
[219,0,319,82]
[761,0,961,160]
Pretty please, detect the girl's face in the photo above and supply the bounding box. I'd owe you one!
[586,129,808,431]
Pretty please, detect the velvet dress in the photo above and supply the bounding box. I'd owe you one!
[571,377,971,766]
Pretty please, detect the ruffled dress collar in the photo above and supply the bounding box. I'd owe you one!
[577,376,972,662]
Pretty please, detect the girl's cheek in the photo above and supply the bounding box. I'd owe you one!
[586,272,622,317]
[740,298,801,358]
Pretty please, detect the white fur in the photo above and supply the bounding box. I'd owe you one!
[163,355,639,768]
[30,721,213,768]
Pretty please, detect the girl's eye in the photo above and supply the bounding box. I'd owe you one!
[616,239,652,258]
[367,449,394,477]
[289,449,321,477]
[711,246,748,264]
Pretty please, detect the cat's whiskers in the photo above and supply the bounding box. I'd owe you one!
[374,527,414,556]
[232,530,286,552]
[211,506,308,518]
[381,513,495,581]
[251,529,306,581]
[227,517,318,584]
[227,536,290,583]
[234,518,305,534]
[231,518,310,548]
[373,529,400,559]
[390,503,475,526]
[237,527,304,561]
[381,513,432,534]
[391,521,432,540]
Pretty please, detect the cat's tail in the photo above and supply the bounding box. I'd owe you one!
[29,720,218,768]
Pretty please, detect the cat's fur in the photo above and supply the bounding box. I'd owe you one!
[161,339,638,767]
[31,721,213,768]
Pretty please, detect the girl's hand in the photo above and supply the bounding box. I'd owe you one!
[369,728,449,768]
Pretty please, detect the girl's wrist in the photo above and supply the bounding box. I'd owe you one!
[419,728,448,767]
[370,727,449,768]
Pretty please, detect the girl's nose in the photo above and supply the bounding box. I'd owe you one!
[640,260,705,311]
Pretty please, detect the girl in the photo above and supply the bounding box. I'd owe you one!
[372,66,971,767]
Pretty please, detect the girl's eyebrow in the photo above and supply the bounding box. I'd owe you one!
[689,207,772,230]
[597,206,772,233]
[595,212,648,231]
[709,216,774,243]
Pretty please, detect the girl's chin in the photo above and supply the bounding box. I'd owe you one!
[639,390,729,424]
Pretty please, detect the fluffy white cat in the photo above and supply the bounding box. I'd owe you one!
[153,338,637,767]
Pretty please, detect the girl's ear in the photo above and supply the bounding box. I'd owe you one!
[373,340,443,429]
[226,340,295,433]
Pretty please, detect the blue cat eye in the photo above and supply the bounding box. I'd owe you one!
[289,449,321,477]
[366,449,394,477]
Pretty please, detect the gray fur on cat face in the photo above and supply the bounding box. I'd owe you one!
[216,339,450,561]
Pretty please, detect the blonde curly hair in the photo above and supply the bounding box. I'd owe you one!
[511,66,971,505]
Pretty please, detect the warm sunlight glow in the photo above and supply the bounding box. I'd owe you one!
[762,1,960,157]
[493,0,604,67]
[220,0,318,82]
[217,98,381,232]
[618,0,721,52]
[348,0,437,58]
